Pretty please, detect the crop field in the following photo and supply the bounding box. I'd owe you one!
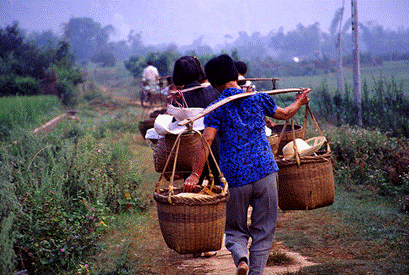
[276,60,409,93]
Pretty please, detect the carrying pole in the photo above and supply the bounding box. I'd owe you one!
[178,88,305,126]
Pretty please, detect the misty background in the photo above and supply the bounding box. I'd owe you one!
[1,0,409,79]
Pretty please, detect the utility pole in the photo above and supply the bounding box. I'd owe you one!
[352,0,362,126]
[336,0,345,96]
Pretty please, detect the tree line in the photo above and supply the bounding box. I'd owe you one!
[12,15,409,67]
[0,22,84,105]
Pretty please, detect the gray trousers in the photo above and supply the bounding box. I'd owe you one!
[225,173,278,275]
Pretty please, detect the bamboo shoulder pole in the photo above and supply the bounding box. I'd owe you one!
[242,78,280,82]
[177,88,304,126]
[168,84,209,96]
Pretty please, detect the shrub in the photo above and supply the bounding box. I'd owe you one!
[326,125,409,197]
[1,119,144,274]
[53,65,85,106]
[0,75,41,96]
[0,150,20,274]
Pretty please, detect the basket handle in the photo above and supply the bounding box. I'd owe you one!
[305,104,331,153]
[192,129,229,196]
[289,103,330,165]
[155,127,228,202]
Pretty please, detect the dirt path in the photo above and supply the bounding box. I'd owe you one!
[178,240,317,275]
[139,207,319,275]
[129,113,320,274]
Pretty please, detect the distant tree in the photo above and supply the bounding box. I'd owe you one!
[64,17,114,61]
[128,30,148,56]
[124,55,145,78]
[231,48,240,61]
[27,30,60,50]
[330,4,346,95]
[145,50,179,76]
[91,52,116,67]
[0,21,47,79]
[284,23,321,59]
[107,40,130,61]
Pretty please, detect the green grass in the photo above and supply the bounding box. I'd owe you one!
[275,60,409,93]
[275,186,409,274]
[0,95,62,141]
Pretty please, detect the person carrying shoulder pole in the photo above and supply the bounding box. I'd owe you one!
[183,54,310,275]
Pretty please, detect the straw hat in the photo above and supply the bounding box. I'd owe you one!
[154,106,205,136]
[282,136,326,160]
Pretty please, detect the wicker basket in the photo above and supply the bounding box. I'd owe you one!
[268,124,304,155]
[154,129,229,254]
[275,105,334,210]
[138,118,155,140]
[276,151,335,210]
[268,134,279,156]
[153,131,201,173]
[153,138,167,173]
[154,185,228,254]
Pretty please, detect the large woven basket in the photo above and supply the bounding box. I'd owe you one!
[269,124,304,155]
[154,185,228,254]
[153,131,201,173]
[154,129,229,254]
[276,151,335,210]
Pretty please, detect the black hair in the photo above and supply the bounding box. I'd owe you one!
[172,56,201,86]
[205,54,238,87]
[234,61,248,75]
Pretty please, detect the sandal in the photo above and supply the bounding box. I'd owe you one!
[204,251,217,258]
[236,261,249,275]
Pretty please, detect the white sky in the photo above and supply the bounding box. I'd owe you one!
[1,0,409,47]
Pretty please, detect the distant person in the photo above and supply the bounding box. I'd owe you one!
[141,61,160,105]
[234,61,275,128]
[142,61,160,92]
[234,60,256,92]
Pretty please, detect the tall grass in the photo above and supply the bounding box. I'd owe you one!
[0,95,61,141]
[0,99,148,274]
[311,76,409,137]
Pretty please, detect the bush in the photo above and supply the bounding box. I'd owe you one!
[326,125,409,197]
[0,116,145,274]
[0,75,41,96]
[53,65,85,106]
[0,152,20,274]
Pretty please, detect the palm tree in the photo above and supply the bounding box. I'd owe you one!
[330,2,346,96]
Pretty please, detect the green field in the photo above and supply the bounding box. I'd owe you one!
[276,60,409,93]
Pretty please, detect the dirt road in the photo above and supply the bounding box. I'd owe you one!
[178,240,317,275]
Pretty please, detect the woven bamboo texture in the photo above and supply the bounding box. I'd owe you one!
[276,151,335,210]
[154,129,229,254]
[154,185,228,254]
[268,134,280,157]
[154,131,201,173]
[153,138,167,172]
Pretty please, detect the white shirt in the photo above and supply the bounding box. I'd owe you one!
[238,75,256,92]
[142,65,159,82]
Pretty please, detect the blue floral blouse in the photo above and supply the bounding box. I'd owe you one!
[204,88,279,188]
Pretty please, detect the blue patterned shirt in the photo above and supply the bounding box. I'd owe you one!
[204,88,279,188]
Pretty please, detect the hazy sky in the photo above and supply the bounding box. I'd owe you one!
[1,0,409,47]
